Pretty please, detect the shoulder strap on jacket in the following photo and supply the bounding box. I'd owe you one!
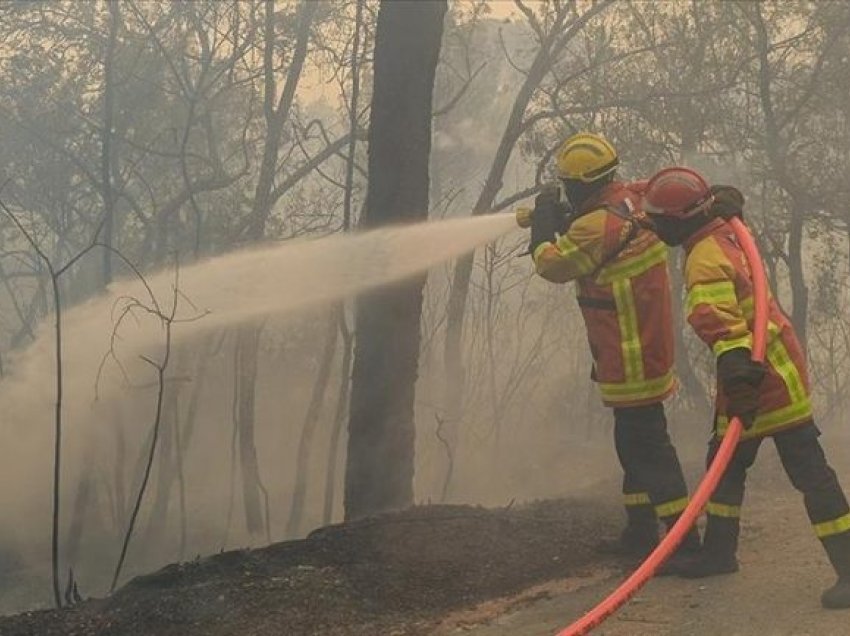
[589,199,641,279]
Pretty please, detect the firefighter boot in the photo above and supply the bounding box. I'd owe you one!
[821,533,850,609]
[619,523,659,557]
[678,516,739,579]
[621,503,660,556]
[656,520,701,577]
[598,505,658,557]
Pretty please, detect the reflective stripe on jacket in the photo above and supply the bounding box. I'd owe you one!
[533,181,676,407]
[683,219,812,439]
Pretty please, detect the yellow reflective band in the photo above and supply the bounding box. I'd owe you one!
[713,334,753,357]
[767,320,781,340]
[767,339,807,404]
[553,234,596,272]
[716,399,813,439]
[623,492,651,507]
[599,370,676,401]
[736,298,781,342]
[612,278,644,384]
[655,497,689,518]
[686,281,737,314]
[814,514,850,539]
[741,296,754,320]
[595,241,667,284]
[532,241,552,262]
[706,502,741,518]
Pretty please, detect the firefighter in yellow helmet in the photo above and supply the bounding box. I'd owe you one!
[528,133,698,566]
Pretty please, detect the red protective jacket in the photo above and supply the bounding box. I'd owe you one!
[684,218,812,438]
[534,181,676,407]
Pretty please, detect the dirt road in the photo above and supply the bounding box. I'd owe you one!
[441,442,850,636]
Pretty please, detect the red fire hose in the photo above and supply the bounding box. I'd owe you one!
[557,217,769,636]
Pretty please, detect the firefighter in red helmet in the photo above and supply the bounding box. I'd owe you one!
[643,166,850,609]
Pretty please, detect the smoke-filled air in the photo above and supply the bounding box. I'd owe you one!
[1,2,849,635]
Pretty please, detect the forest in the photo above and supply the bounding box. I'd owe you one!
[0,2,849,633]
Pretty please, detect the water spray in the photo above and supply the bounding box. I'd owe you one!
[555,216,769,635]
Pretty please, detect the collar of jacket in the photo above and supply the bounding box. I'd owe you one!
[683,217,727,252]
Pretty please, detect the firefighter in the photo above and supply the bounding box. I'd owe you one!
[642,166,850,609]
[529,132,699,564]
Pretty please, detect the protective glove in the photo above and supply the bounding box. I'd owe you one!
[717,347,766,430]
[529,185,568,254]
[710,185,745,221]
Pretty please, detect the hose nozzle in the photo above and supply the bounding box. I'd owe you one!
[515,206,533,229]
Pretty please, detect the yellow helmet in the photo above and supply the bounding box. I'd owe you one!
[555,132,619,183]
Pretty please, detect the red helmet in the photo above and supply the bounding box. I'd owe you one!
[628,179,649,195]
[643,167,713,219]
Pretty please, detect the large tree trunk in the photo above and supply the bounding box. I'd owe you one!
[344,0,447,521]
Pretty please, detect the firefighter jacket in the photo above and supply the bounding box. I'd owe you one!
[684,218,813,439]
[533,181,676,407]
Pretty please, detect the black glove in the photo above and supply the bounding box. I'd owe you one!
[710,185,745,221]
[717,347,766,430]
[529,185,568,254]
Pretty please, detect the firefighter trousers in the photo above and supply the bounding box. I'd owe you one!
[704,422,850,557]
[613,402,691,532]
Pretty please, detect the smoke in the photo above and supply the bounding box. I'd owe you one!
[0,213,518,606]
[678,151,749,190]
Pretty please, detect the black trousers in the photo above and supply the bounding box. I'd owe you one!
[705,422,850,555]
[614,402,691,528]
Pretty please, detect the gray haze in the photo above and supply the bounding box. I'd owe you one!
[0,0,848,616]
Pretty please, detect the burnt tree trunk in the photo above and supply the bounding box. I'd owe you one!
[344,0,447,521]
